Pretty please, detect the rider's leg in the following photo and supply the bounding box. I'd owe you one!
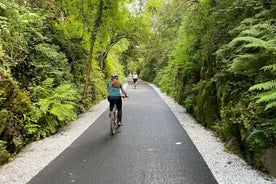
[107,97,115,117]
[115,98,122,124]
[133,79,137,88]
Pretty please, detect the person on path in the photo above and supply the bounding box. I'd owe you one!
[107,74,127,126]
[132,72,138,89]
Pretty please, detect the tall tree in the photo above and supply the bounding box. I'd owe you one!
[83,0,104,100]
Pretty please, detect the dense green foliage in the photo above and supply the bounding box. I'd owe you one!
[0,0,143,163]
[137,0,276,173]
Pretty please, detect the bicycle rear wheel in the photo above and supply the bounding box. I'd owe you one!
[110,110,117,135]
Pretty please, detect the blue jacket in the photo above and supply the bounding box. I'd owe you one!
[107,82,122,96]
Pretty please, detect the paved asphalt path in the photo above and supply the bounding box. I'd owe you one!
[29,80,218,184]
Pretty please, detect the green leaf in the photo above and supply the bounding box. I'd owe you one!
[24,123,41,135]
[249,80,276,91]
[265,101,276,110]
[255,90,276,103]
[50,103,77,122]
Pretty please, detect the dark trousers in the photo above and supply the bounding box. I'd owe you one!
[108,96,122,122]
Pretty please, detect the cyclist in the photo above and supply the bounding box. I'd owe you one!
[107,74,127,126]
[132,72,138,88]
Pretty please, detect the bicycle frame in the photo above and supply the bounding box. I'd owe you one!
[109,96,128,135]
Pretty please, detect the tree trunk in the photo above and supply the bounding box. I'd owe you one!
[98,38,118,71]
[83,0,104,100]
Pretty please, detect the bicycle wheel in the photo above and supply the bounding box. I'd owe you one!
[110,109,117,135]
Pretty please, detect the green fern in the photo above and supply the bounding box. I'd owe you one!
[219,15,276,73]
[262,64,276,72]
[255,90,276,103]
[216,9,276,111]
[24,123,41,136]
[36,98,52,113]
[27,79,80,138]
[230,36,268,49]
[265,101,276,110]
[0,2,6,10]
[249,80,276,91]
[50,103,77,122]
[50,84,79,102]
[229,54,256,71]
[249,80,276,110]
[249,63,276,111]
[0,16,8,33]
[35,83,79,121]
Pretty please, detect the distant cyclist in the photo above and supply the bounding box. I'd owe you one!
[107,74,127,126]
[132,72,138,88]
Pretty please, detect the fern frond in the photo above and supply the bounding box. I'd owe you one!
[50,84,78,102]
[229,36,267,48]
[32,85,49,100]
[243,40,269,51]
[24,123,41,135]
[36,98,51,113]
[250,80,276,110]
[240,29,261,38]
[215,45,229,61]
[50,103,77,122]
[229,54,256,71]
[262,64,276,72]
[239,22,270,38]
[249,80,276,91]
[42,78,55,88]
[265,101,276,110]
[255,90,276,103]
[0,16,9,33]
[0,16,8,22]
[18,13,40,24]
[0,2,6,10]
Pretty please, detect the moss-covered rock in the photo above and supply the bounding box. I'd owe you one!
[0,76,31,163]
[0,110,25,154]
[0,77,31,114]
[195,80,219,128]
[264,148,276,177]
[0,140,11,165]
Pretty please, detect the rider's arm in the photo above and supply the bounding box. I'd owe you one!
[121,87,127,97]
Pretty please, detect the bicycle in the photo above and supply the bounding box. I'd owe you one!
[110,96,128,135]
